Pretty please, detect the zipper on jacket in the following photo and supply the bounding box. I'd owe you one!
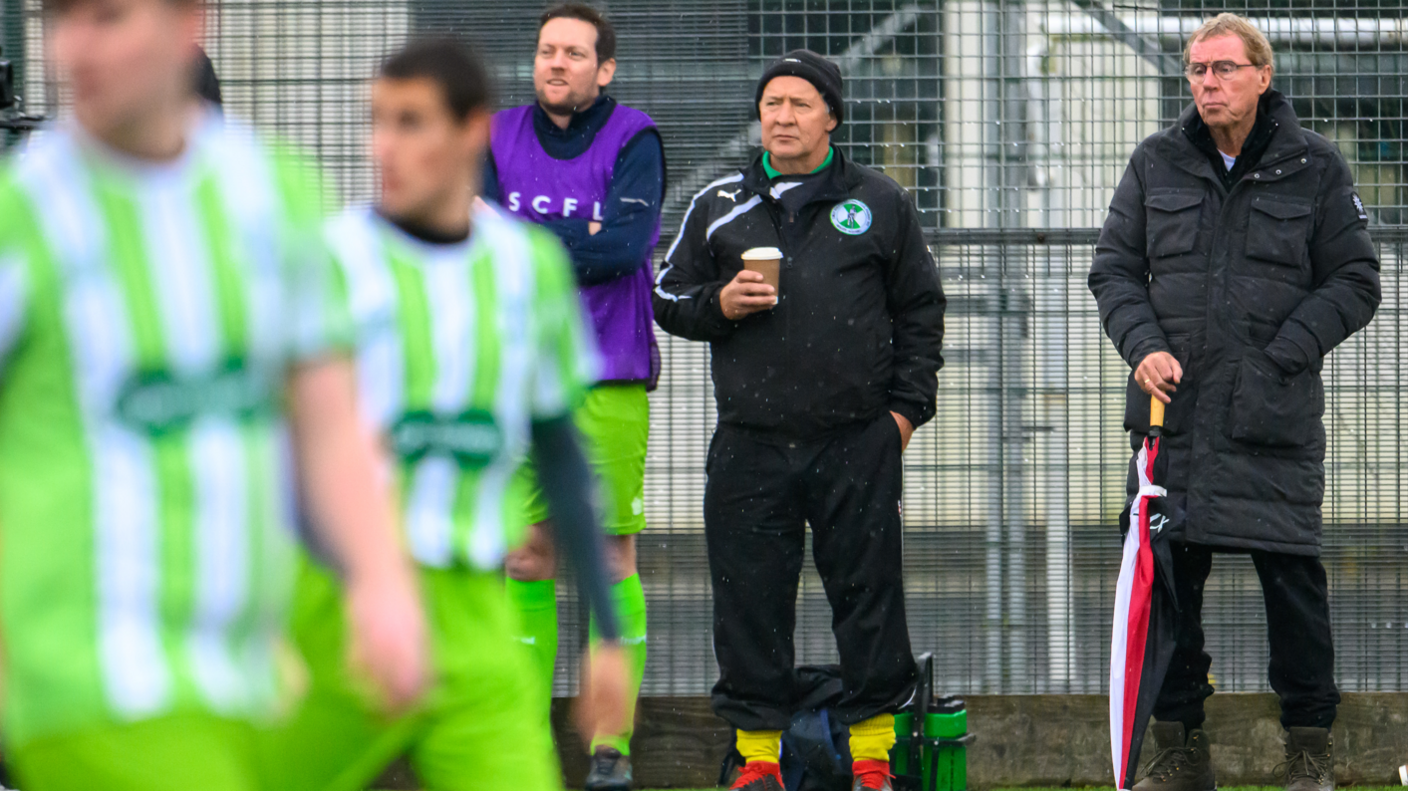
[768,204,794,270]
[765,200,794,344]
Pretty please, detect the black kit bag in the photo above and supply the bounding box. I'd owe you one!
[717,665,852,791]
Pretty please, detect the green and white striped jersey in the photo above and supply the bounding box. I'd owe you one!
[0,115,346,747]
[328,205,597,570]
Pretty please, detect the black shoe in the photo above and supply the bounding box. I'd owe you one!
[585,746,633,791]
[1133,722,1217,791]
[1279,727,1334,791]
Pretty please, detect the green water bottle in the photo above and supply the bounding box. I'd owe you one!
[892,654,971,791]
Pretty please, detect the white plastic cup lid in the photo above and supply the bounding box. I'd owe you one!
[741,246,784,260]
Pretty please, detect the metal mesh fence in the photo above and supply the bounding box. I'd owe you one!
[7,0,1408,698]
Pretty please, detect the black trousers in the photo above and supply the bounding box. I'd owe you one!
[704,417,917,732]
[1155,542,1340,730]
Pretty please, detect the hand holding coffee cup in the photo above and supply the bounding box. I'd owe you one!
[720,247,782,320]
[741,246,782,291]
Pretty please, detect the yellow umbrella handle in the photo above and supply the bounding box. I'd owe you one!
[1149,394,1165,437]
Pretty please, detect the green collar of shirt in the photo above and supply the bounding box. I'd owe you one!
[763,146,834,179]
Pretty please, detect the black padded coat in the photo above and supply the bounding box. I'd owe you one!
[1089,90,1380,555]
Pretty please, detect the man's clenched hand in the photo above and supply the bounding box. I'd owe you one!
[1136,351,1183,405]
[719,270,777,320]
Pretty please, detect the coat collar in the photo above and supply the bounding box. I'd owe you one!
[1161,90,1310,188]
[531,94,616,159]
[741,144,862,206]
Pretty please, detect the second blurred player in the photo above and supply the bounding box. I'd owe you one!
[258,37,629,791]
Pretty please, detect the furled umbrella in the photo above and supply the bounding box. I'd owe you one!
[1110,395,1184,791]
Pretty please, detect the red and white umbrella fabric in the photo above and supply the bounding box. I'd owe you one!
[1110,396,1183,791]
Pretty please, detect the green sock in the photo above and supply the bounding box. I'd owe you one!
[506,578,559,712]
[589,574,648,756]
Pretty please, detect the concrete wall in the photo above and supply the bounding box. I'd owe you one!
[477,692,1408,789]
[964,692,1408,788]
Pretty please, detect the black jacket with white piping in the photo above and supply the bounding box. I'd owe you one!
[653,147,946,439]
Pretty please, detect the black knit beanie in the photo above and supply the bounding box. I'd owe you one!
[755,49,844,128]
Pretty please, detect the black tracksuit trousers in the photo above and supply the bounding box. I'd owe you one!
[1155,542,1340,730]
[704,416,917,732]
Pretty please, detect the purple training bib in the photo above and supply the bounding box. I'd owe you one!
[490,102,661,385]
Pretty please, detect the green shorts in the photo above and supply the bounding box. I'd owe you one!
[9,713,262,791]
[256,557,560,791]
[514,383,649,536]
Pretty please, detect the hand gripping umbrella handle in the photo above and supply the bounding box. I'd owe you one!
[1149,395,1165,438]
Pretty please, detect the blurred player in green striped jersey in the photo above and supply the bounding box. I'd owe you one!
[0,1,428,789]
[256,38,630,791]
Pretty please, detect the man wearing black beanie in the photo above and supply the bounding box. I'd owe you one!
[754,49,845,129]
[654,49,946,791]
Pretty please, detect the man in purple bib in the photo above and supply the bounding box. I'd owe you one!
[484,5,663,790]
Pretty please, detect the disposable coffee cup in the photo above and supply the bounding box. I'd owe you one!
[740,247,782,294]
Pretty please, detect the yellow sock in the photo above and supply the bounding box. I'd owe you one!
[736,729,783,765]
[849,713,897,762]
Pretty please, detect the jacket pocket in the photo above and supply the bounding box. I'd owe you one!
[878,411,903,451]
[1145,191,1203,259]
[1245,198,1312,267]
[1228,348,1323,447]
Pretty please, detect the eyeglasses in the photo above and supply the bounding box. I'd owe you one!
[1184,61,1260,81]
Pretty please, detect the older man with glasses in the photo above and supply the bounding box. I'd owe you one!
[1089,13,1379,791]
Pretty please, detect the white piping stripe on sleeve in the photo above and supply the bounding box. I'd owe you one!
[653,263,684,302]
[655,173,745,303]
[705,195,763,242]
[662,173,743,263]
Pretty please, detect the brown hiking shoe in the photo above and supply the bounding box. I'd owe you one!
[1133,722,1217,791]
[1279,727,1334,791]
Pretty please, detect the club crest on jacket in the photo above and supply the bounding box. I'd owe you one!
[831,199,872,235]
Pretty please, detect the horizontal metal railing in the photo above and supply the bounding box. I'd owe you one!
[927,226,1408,247]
